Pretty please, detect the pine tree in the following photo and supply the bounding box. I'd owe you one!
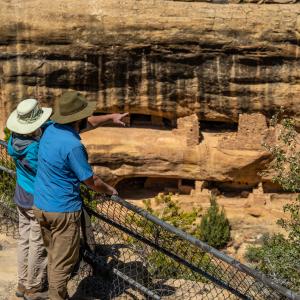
[199,195,231,249]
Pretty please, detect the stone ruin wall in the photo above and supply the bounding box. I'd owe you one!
[1,0,300,204]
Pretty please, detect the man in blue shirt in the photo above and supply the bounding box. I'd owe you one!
[33,91,118,300]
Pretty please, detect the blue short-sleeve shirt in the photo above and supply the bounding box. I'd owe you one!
[34,123,93,212]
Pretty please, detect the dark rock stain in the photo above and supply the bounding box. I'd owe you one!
[146,53,158,111]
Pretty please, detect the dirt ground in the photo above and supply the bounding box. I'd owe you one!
[0,234,18,300]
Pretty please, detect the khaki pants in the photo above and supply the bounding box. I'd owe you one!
[17,207,47,292]
[33,207,81,300]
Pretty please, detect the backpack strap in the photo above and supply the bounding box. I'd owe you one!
[16,155,36,177]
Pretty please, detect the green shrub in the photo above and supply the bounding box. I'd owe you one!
[0,170,15,208]
[0,132,15,202]
[245,234,300,292]
[4,127,11,142]
[198,195,230,249]
[80,184,97,208]
[0,146,16,208]
[143,193,202,235]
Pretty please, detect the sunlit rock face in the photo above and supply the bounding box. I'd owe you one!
[81,113,272,186]
[83,126,270,186]
[1,0,300,136]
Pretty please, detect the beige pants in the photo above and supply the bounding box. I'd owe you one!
[17,207,47,292]
[33,207,81,300]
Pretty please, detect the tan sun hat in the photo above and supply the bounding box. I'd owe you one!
[6,99,52,135]
[51,91,96,124]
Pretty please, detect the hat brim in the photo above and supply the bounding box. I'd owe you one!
[6,107,53,135]
[51,101,96,124]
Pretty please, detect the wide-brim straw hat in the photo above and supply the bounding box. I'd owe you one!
[51,91,96,124]
[6,99,52,135]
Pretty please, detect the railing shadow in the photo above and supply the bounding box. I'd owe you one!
[71,208,177,300]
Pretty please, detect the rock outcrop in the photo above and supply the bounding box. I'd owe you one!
[1,0,300,135]
[82,113,272,187]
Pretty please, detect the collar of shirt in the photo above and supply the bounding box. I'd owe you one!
[54,123,81,140]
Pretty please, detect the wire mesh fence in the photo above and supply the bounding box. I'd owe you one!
[0,139,299,300]
[0,140,18,238]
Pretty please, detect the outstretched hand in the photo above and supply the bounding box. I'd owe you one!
[106,185,118,196]
[112,113,129,126]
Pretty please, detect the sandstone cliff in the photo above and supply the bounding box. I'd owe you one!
[1,0,300,135]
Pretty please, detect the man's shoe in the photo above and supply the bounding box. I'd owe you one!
[15,283,26,298]
[24,290,49,300]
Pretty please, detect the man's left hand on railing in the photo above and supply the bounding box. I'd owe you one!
[83,174,118,195]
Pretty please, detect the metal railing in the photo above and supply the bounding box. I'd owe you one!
[0,139,299,300]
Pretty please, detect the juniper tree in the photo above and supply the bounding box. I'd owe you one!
[198,195,230,249]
